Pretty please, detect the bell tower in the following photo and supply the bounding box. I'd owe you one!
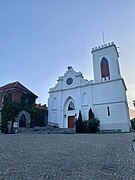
[91,42,121,83]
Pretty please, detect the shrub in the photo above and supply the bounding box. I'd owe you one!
[28,107,46,127]
[89,108,95,119]
[76,110,83,133]
[76,108,100,133]
[82,121,88,133]
[88,118,100,133]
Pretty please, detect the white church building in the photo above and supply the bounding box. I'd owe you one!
[48,42,131,132]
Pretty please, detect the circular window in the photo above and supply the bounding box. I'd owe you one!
[66,78,73,85]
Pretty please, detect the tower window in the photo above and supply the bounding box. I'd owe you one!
[107,107,110,116]
[101,57,110,81]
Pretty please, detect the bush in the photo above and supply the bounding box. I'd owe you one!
[28,107,46,127]
[88,118,100,133]
[1,102,21,133]
[82,121,88,133]
[76,110,83,133]
[76,108,100,133]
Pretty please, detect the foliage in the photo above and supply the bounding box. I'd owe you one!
[1,93,47,133]
[87,108,100,133]
[1,101,21,133]
[20,94,35,108]
[82,121,88,133]
[3,93,12,104]
[87,118,100,133]
[88,108,95,119]
[76,110,83,133]
[76,108,100,133]
[27,107,47,128]
[131,118,135,130]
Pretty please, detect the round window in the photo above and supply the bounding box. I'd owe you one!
[66,78,73,85]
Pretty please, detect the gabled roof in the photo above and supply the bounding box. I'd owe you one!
[57,66,84,81]
[49,66,93,92]
[0,81,38,98]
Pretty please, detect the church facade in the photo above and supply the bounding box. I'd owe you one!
[48,42,131,132]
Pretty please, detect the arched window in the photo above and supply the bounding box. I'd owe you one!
[82,92,87,105]
[53,97,57,109]
[2,94,6,103]
[101,57,110,81]
[2,93,11,103]
[68,102,75,111]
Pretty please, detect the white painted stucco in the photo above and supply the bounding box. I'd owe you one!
[48,42,131,132]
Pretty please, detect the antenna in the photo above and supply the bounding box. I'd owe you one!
[92,40,94,48]
[102,28,105,45]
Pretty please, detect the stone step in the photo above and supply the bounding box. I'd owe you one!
[18,126,75,134]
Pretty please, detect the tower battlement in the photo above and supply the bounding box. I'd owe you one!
[92,42,115,52]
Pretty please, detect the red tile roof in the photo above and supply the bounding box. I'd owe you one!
[0,81,38,98]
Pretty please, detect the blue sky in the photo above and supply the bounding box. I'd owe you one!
[0,0,135,110]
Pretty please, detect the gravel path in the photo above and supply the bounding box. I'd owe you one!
[0,133,135,180]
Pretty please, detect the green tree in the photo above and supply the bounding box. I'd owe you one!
[88,118,100,133]
[28,107,47,127]
[88,108,95,119]
[88,108,100,133]
[1,102,21,133]
[76,110,83,133]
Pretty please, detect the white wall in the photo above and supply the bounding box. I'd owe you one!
[93,102,131,131]
[92,79,128,105]
[92,44,121,83]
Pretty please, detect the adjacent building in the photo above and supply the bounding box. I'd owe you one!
[0,81,38,129]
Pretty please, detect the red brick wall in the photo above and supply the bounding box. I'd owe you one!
[0,90,23,109]
[12,90,23,103]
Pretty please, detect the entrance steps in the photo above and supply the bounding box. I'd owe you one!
[19,126,75,134]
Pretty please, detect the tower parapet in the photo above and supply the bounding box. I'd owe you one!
[92,42,121,83]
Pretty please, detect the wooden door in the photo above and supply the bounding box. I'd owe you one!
[68,116,75,128]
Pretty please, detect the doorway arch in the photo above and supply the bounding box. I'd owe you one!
[19,114,26,127]
[15,110,31,128]
[63,97,76,128]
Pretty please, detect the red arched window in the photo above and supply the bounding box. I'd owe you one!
[101,57,110,80]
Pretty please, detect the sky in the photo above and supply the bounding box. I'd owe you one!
[0,0,135,116]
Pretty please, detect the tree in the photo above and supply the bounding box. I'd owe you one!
[88,108,95,120]
[1,102,21,133]
[76,110,83,133]
[76,109,100,133]
[88,108,100,133]
[28,107,47,127]
[88,118,100,133]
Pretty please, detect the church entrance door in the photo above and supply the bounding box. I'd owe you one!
[19,114,26,127]
[68,116,75,128]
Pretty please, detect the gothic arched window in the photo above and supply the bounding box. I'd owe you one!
[68,102,75,111]
[101,57,110,81]
[53,97,57,109]
[82,92,87,105]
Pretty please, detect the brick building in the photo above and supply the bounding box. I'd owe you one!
[0,81,38,130]
[0,81,38,109]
